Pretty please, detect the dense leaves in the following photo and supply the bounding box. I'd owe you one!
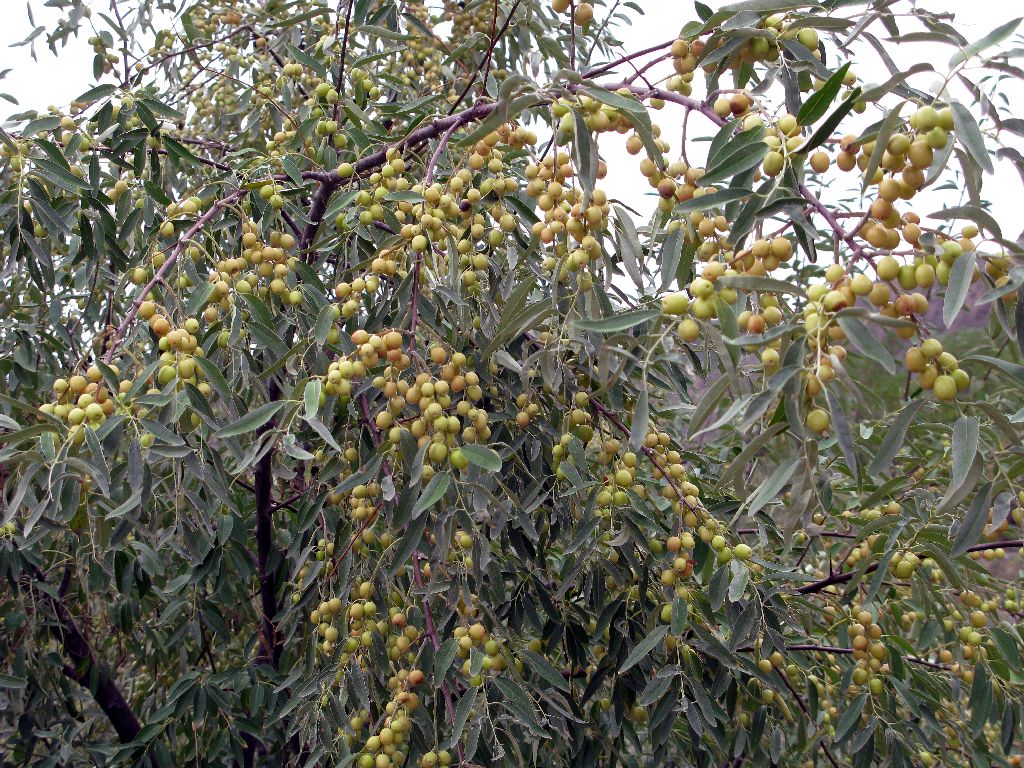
[1,1,1024,767]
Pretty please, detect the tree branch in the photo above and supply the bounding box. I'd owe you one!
[582,39,675,79]
[299,100,500,253]
[798,540,1024,595]
[446,0,523,116]
[29,568,147,752]
[779,670,841,768]
[332,0,356,123]
[255,379,283,668]
[355,393,465,764]
[738,643,949,670]
[103,188,245,362]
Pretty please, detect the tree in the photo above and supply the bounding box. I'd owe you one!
[1,0,1023,765]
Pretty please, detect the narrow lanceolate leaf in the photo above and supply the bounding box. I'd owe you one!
[836,316,896,374]
[571,109,597,206]
[859,63,934,103]
[944,415,980,506]
[943,251,977,327]
[869,398,925,477]
[442,689,477,751]
[700,141,769,186]
[458,444,501,472]
[619,625,669,674]
[707,119,745,165]
[951,481,993,557]
[574,309,660,333]
[304,415,344,453]
[797,87,863,153]
[929,205,1003,242]
[1017,284,1024,357]
[951,101,994,174]
[493,677,546,733]
[745,455,799,516]
[303,379,321,419]
[719,0,813,13]
[991,626,1022,668]
[674,187,751,214]
[628,383,649,451]
[614,209,645,290]
[314,304,335,346]
[432,638,460,683]
[834,693,868,745]
[213,401,284,438]
[963,355,1024,381]
[660,225,685,292]
[687,375,732,440]
[861,103,905,193]
[32,157,90,192]
[286,44,328,78]
[826,388,858,478]
[716,275,807,297]
[798,62,852,126]
[950,17,1022,66]
[388,513,428,577]
[0,674,27,690]
[412,471,450,518]
[521,649,570,692]
[75,83,116,103]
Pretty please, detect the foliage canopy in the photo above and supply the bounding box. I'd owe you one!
[2,0,1024,766]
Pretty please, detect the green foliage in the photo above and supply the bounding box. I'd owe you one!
[1,1,1024,767]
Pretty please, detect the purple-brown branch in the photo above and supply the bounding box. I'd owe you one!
[299,100,500,252]
[582,39,675,79]
[332,0,356,122]
[798,539,1023,595]
[355,391,464,763]
[254,381,284,668]
[103,188,245,362]
[30,567,150,757]
[446,0,524,116]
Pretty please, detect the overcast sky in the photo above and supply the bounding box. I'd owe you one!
[2,1,1021,232]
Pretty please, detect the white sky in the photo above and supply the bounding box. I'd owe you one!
[2,1,1021,232]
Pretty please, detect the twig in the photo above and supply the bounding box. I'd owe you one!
[138,25,253,78]
[568,1,578,71]
[411,551,464,764]
[799,183,868,261]
[255,379,283,668]
[332,0,356,122]
[28,567,152,762]
[425,120,462,187]
[569,81,725,127]
[354,393,465,764]
[103,188,245,362]
[481,0,500,98]
[446,0,524,116]
[738,643,949,670]
[798,539,1024,595]
[582,39,675,79]
[779,671,841,768]
[109,0,132,89]
[680,108,690,166]
[300,100,500,252]
[583,0,622,65]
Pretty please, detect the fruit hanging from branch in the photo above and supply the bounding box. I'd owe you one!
[1,1,1023,766]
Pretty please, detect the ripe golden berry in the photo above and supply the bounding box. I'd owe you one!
[574,3,594,26]
[805,408,830,434]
